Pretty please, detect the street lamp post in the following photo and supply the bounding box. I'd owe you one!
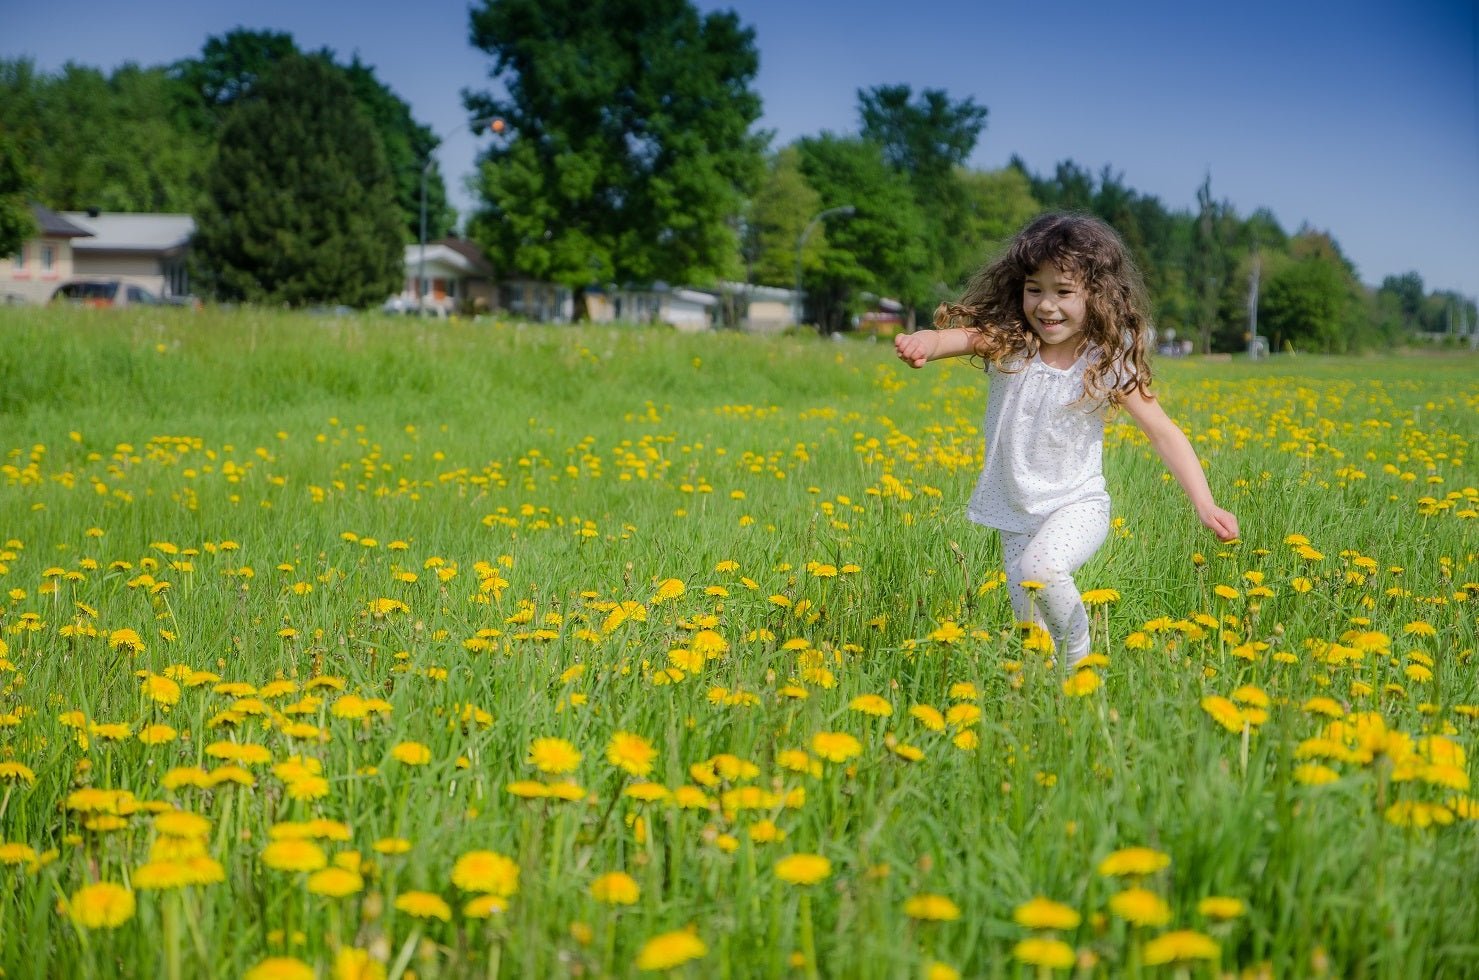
[417,116,499,315]
[793,205,856,330]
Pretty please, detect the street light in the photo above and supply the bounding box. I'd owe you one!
[417,115,502,315]
[793,204,855,330]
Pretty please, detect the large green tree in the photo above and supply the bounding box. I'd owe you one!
[0,134,35,258]
[174,31,449,240]
[794,135,930,333]
[744,147,826,289]
[192,54,404,307]
[0,59,210,213]
[1259,230,1363,353]
[858,85,987,305]
[464,0,766,311]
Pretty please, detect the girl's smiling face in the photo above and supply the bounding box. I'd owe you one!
[1022,262,1088,352]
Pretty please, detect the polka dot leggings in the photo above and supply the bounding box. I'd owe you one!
[999,499,1110,668]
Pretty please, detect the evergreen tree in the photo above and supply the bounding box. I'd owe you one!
[192,54,404,308]
[464,0,766,312]
[176,31,448,241]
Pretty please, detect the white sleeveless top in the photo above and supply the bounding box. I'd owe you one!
[966,352,1112,533]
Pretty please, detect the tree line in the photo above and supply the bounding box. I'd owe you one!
[1,3,1472,348]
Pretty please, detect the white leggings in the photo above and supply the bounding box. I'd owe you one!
[999,499,1110,667]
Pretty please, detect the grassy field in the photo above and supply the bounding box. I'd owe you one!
[0,307,1475,979]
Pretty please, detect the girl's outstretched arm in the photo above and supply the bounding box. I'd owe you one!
[1119,387,1240,541]
[894,328,977,368]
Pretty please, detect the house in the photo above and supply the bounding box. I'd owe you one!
[1,205,93,304]
[497,279,573,322]
[391,237,497,315]
[713,282,799,334]
[588,283,717,331]
[62,210,195,298]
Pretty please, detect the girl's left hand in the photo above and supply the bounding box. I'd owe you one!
[1198,504,1240,542]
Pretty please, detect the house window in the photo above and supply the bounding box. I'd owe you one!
[10,246,23,271]
[40,245,54,274]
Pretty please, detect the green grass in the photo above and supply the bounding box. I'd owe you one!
[0,306,1475,978]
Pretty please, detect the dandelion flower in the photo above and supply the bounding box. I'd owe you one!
[809,731,862,763]
[1013,896,1081,931]
[394,891,452,921]
[528,737,581,774]
[390,741,432,765]
[1109,887,1172,927]
[1143,930,1219,966]
[1012,937,1075,969]
[1197,896,1246,920]
[0,761,36,784]
[606,731,657,777]
[635,929,707,971]
[903,893,961,921]
[1098,847,1171,878]
[66,882,135,929]
[452,850,520,896]
[333,948,385,980]
[262,839,327,873]
[590,871,641,905]
[774,853,831,885]
[244,957,314,980]
[849,694,893,717]
[307,867,363,898]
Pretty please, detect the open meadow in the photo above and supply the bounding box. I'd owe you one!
[0,308,1475,979]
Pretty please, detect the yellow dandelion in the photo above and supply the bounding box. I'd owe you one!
[452,850,520,896]
[262,839,327,873]
[809,731,862,763]
[635,929,707,971]
[307,867,363,898]
[1013,896,1082,931]
[528,737,581,774]
[1062,670,1100,696]
[66,882,135,929]
[1098,847,1171,878]
[1109,887,1172,927]
[650,578,686,603]
[1197,896,1246,920]
[590,871,641,905]
[774,853,831,886]
[1012,937,1075,970]
[394,890,452,921]
[244,957,314,980]
[390,741,432,765]
[903,893,961,921]
[606,731,657,777]
[849,694,893,717]
[1143,929,1219,965]
[0,761,36,785]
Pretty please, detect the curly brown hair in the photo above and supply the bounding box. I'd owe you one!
[934,211,1154,407]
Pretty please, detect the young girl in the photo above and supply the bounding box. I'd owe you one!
[895,211,1239,669]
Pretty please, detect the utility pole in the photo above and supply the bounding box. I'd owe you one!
[417,116,501,314]
[1246,251,1263,359]
[793,205,856,331]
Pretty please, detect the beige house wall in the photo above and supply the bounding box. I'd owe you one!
[744,299,794,334]
[0,238,78,304]
[72,253,167,296]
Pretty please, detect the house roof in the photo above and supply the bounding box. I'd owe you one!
[401,240,493,277]
[61,212,195,253]
[31,204,93,239]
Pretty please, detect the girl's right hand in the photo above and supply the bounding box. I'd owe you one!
[894,331,938,368]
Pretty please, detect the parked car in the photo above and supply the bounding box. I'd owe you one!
[51,278,162,308]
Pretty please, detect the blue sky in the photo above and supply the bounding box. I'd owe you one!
[4,0,1476,299]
